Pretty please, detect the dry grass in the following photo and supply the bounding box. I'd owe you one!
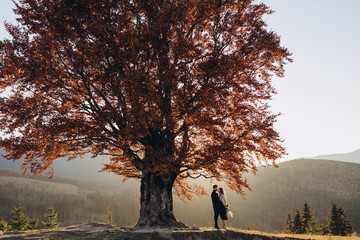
[240,229,360,240]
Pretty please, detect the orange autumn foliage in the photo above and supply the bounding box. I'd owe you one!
[0,0,291,200]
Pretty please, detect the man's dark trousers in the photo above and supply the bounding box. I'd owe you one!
[214,208,220,228]
[211,190,221,228]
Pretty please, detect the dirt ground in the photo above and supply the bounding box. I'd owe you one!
[2,223,359,240]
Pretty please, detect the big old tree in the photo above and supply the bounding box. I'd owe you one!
[0,0,291,227]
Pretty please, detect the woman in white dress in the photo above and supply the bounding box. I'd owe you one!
[218,187,228,229]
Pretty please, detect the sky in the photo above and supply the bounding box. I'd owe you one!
[0,1,359,161]
[260,0,360,160]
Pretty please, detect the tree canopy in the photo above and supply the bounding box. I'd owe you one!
[0,0,291,226]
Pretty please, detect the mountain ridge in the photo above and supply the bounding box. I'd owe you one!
[313,148,360,164]
[0,149,123,185]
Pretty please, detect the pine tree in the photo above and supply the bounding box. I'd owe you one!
[328,202,353,236]
[301,201,313,234]
[43,207,59,229]
[283,212,293,233]
[9,201,29,231]
[343,218,353,236]
[28,217,40,230]
[336,205,352,236]
[286,201,322,235]
[106,203,113,226]
[329,202,343,236]
[308,218,322,235]
[293,208,303,234]
[0,219,9,233]
[320,222,330,235]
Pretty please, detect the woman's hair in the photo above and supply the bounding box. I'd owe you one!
[219,187,224,195]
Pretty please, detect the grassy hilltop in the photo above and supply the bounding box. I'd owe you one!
[2,223,359,240]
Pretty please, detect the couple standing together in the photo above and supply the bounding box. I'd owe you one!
[211,184,228,229]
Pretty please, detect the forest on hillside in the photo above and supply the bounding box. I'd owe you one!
[0,170,139,227]
[0,159,359,233]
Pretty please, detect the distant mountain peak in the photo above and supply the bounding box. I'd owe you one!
[313,148,360,164]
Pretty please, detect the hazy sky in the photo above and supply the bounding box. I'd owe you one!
[261,0,360,160]
[0,1,359,161]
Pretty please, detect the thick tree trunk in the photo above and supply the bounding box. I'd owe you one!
[136,171,185,228]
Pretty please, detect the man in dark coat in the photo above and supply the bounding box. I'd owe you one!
[211,185,221,229]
